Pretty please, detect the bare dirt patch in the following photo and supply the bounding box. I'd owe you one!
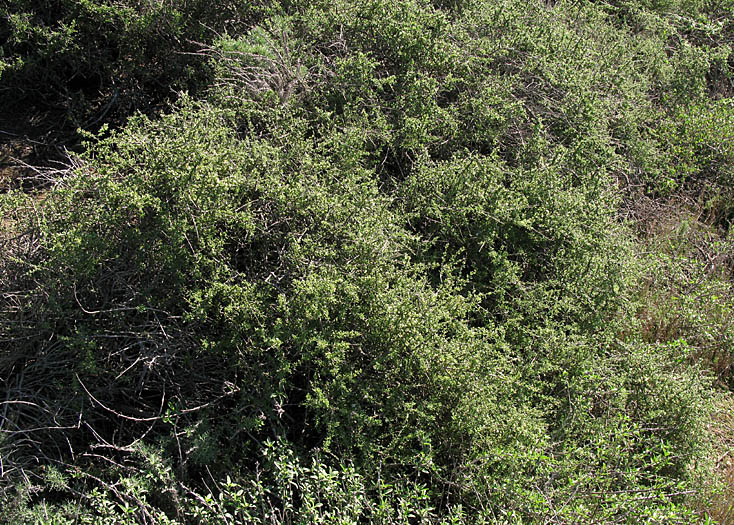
[0,137,37,192]
[0,101,76,193]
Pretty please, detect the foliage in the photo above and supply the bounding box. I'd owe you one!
[630,205,734,386]
[1,0,732,522]
[0,0,270,131]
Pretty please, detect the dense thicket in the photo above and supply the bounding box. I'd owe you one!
[1,0,733,522]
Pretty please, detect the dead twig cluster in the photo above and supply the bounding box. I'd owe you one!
[192,24,320,106]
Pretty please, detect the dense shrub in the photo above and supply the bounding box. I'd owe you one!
[0,0,270,131]
[1,0,731,522]
[0,96,714,522]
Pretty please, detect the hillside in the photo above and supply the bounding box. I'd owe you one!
[1,0,734,522]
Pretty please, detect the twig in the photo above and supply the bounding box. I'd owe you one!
[76,374,231,422]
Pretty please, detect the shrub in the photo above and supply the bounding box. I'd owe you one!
[1,0,728,521]
[0,0,269,132]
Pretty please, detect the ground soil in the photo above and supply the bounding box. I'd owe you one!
[0,102,75,193]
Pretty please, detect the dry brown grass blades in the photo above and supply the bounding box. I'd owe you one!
[706,395,734,524]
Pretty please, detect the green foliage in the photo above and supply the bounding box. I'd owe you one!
[2,0,731,522]
[665,99,734,187]
[0,0,269,130]
[631,210,734,386]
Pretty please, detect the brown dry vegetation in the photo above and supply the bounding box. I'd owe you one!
[627,191,734,520]
[708,396,734,523]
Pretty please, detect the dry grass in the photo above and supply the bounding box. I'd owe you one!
[706,395,734,524]
[625,191,734,523]
[627,189,734,382]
